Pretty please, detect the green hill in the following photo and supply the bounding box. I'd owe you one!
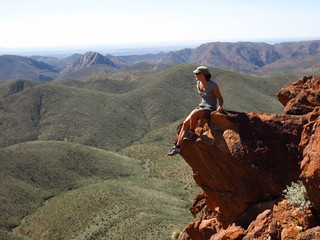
[0,64,294,151]
[56,64,294,126]
[0,79,148,150]
[0,67,296,159]
[119,119,198,184]
[13,177,194,240]
[0,141,144,239]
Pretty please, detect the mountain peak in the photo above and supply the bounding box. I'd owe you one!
[60,51,116,75]
[81,51,115,66]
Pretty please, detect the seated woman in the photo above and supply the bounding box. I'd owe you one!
[168,66,224,156]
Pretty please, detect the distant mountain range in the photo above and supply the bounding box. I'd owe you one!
[151,40,320,75]
[0,55,60,81]
[0,40,319,81]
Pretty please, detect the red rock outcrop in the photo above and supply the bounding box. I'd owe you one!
[278,75,320,210]
[277,76,320,115]
[178,76,320,240]
[243,199,317,240]
[300,110,320,209]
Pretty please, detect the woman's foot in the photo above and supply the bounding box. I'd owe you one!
[167,146,182,156]
[183,130,195,141]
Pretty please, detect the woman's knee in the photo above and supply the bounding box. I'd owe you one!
[191,109,204,119]
[182,120,190,129]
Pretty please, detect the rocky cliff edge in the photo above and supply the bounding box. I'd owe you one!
[177,76,320,240]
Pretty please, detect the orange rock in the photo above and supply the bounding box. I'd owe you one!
[281,226,300,240]
[296,226,320,240]
[244,199,317,240]
[277,76,320,115]
[180,111,307,225]
[177,76,320,240]
[210,224,244,240]
[300,114,320,209]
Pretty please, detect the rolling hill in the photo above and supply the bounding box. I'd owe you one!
[0,141,144,239]
[12,177,194,240]
[0,64,294,151]
[0,55,60,81]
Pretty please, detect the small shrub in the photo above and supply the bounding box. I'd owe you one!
[283,181,312,209]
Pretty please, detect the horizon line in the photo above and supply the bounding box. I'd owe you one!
[1,37,319,57]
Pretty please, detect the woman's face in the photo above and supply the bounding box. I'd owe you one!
[195,73,205,81]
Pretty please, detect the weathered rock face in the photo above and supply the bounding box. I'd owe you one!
[278,75,320,210]
[178,76,320,240]
[181,112,307,226]
[243,199,317,240]
[277,75,320,115]
[301,113,320,208]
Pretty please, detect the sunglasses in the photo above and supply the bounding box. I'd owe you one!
[195,73,202,76]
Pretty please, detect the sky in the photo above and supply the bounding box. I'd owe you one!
[0,0,320,50]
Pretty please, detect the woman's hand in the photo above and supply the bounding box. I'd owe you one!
[213,87,224,113]
[217,106,224,113]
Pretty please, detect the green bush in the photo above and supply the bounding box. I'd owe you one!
[283,181,312,209]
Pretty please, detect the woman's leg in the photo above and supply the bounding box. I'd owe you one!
[168,115,192,156]
[177,109,204,145]
[176,115,191,147]
[168,109,205,156]
[189,108,205,131]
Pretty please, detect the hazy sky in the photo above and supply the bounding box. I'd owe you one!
[1,0,320,49]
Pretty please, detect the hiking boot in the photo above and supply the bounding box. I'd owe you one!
[167,146,182,156]
[183,130,195,141]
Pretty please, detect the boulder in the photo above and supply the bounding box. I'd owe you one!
[277,75,320,115]
[296,226,320,240]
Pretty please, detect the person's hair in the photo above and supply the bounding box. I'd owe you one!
[204,73,212,81]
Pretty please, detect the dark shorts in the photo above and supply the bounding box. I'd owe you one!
[194,105,216,119]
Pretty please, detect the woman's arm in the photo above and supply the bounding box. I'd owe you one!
[213,87,224,112]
